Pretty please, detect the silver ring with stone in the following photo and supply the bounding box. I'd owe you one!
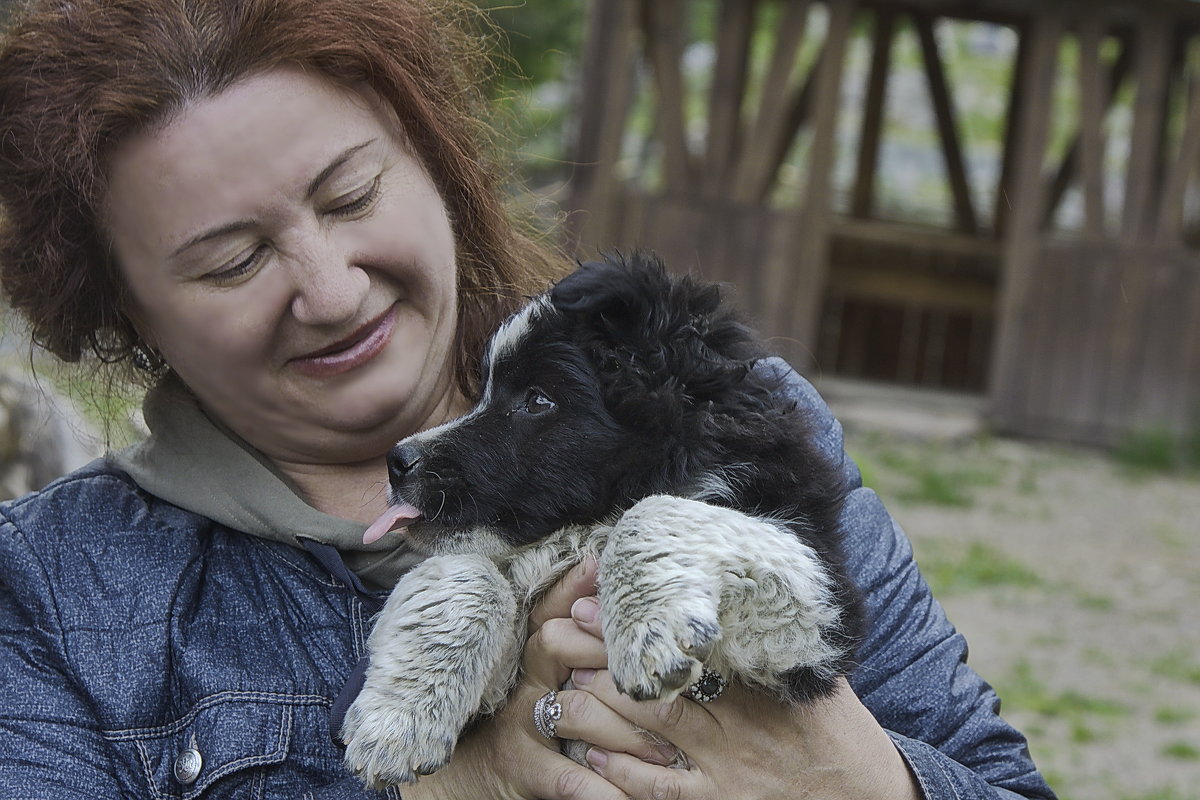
[533,690,562,739]
[682,668,727,703]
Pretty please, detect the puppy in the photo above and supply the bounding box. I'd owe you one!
[341,252,864,787]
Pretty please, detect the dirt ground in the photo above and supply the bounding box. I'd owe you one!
[821,379,1200,800]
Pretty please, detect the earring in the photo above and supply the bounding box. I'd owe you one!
[131,343,165,373]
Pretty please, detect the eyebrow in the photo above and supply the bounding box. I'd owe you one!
[170,139,378,257]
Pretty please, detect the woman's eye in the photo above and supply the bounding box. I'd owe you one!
[327,175,382,218]
[522,390,556,415]
[209,244,269,285]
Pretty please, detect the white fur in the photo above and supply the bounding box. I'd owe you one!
[344,496,845,786]
[341,554,520,787]
[486,297,545,367]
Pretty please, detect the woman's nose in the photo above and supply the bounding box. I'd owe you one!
[285,230,370,326]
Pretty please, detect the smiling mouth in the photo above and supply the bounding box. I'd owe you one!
[290,304,398,378]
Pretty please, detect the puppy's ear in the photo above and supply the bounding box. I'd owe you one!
[550,251,664,324]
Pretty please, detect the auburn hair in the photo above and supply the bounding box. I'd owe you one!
[0,0,564,398]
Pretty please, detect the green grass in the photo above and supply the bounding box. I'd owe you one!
[1119,789,1200,800]
[866,443,1004,508]
[1154,707,1197,725]
[1161,741,1200,761]
[1114,427,1200,475]
[996,659,1128,721]
[1149,651,1200,687]
[914,540,1043,595]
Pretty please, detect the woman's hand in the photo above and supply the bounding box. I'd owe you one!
[403,559,668,800]
[567,610,923,800]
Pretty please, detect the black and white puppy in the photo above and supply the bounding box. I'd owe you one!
[342,252,864,787]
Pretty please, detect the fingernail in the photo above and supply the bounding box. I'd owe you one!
[572,668,596,686]
[586,747,608,769]
[571,596,599,624]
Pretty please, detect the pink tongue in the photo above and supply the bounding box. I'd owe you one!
[363,502,423,544]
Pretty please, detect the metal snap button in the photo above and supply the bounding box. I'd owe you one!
[173,747,203,784]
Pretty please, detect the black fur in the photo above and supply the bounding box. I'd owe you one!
[389,251,864,700]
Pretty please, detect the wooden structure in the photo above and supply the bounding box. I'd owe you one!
[565,0,1200,445]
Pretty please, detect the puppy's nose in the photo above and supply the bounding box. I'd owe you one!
[388,442,422,484]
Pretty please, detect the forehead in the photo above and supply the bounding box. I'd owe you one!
[102,67,403,257]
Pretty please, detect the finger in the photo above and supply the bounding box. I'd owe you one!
[529,557,599,634]
[572,668,717,748]
[584,747,707,800]
[523,617,608,687]
[527,758,630,800]
[569,594,604,639]
[554,687,680,766]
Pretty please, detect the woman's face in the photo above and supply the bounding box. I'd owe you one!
[105,68,466,467]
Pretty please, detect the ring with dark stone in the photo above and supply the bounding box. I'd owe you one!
[681,668,727,703]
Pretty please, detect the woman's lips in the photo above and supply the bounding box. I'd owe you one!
[290,305,398,378]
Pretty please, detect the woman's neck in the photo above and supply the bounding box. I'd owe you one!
[269,387,474,525]
[279,457,394,525]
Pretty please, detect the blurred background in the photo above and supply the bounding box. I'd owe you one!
[1,1,1198,798]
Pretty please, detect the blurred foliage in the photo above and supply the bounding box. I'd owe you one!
[473,1,586,186]
[475,1,583,88]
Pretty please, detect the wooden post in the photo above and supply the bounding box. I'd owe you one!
[993,23,1029,237]
[989,8,1063,427]
[781,0,857,369]
[566,0,639,254]
[1077,16,1109,237]
[852,8,896,219]
[643,0,694,195]
[1157,73,1200,242]
[703,0,756,197]
[1122,13,1172,240]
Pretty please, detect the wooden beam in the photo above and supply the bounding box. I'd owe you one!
[703,0,756,197]
[989,7,1063,426]
[1042,37,1132,231]
[1156,72,1200,242]
[642,0,694,194]
[852,8,897,219]
[1122,13,1172,240]
[914,11,978,234]
[730,1,811,204]
[1076,16,1109,237]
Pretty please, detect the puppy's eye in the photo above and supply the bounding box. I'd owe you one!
[522,389,556,415]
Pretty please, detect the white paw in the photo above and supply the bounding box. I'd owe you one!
[605,605,721,702]
[341,685,458,788]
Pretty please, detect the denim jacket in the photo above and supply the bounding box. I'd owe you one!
[0,370,1056,799]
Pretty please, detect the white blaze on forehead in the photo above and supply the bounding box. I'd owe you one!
[388,296,549,461]
[488,296,547,365]
[478,296,548,406]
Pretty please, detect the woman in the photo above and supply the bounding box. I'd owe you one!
[0,1,1056,798]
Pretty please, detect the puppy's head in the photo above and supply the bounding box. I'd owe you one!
[370,251,770,554]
